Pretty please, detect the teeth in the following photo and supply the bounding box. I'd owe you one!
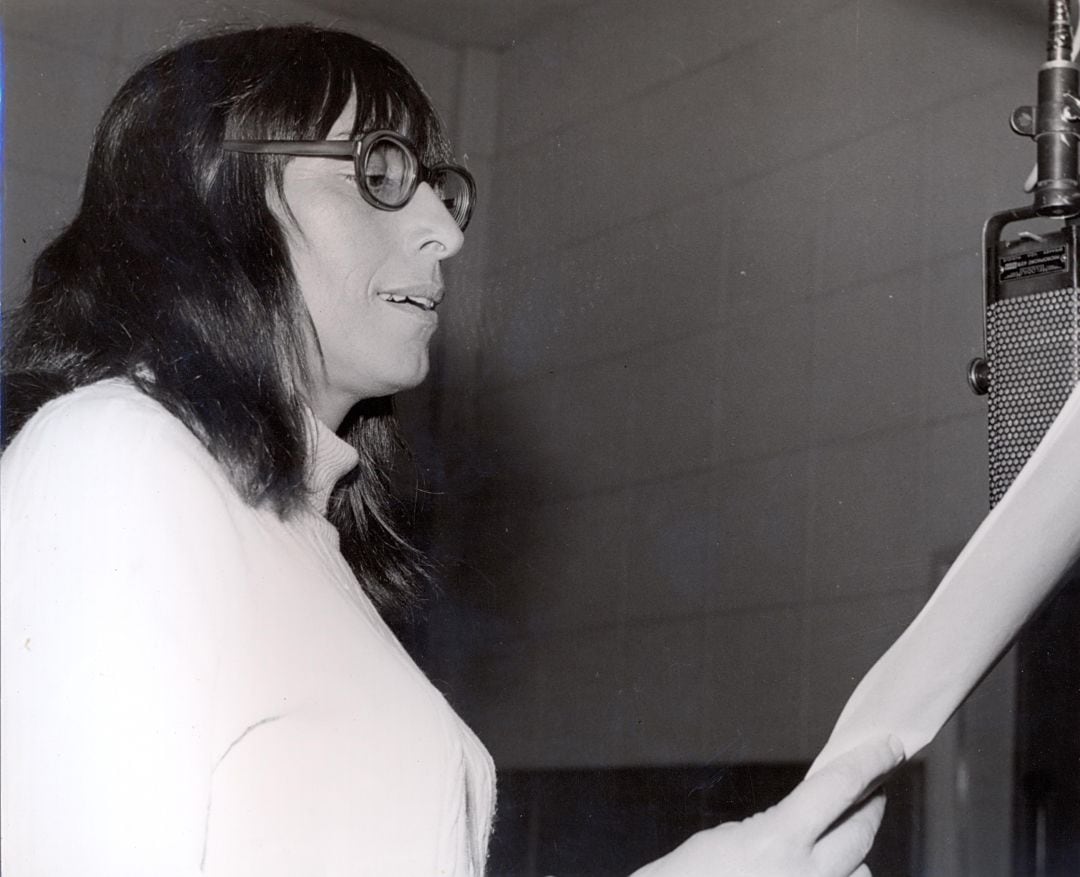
[378,293,436,310]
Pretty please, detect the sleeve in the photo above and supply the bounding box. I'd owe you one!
[1,389,247,876]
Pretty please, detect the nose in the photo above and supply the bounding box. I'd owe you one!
[405,181,465,259]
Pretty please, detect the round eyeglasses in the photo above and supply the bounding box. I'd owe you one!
[223,130,476,231]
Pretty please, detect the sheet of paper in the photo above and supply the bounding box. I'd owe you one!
[808,381,1080,775]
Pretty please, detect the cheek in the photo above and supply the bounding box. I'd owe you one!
[291,227,384,323]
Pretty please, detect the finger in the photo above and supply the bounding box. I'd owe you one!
[777,735,903,839]
[811,792,886,877]
[851,866,872,877]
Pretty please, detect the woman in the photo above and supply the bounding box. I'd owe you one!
[0,24,901,876]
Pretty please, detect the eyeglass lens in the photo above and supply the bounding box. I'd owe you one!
[428,167,472,229]
[363,138,415,208]
[362,135,472,229]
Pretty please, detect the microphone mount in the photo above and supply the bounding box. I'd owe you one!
[969,0,1080,395]
[1010,0,1080,217]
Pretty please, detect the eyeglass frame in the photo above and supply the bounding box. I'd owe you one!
[222,129,476,231]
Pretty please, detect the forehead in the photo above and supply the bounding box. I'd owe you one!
[327,94,359,139]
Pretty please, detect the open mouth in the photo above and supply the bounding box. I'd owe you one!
[377,292,438,311]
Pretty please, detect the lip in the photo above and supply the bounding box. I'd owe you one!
[376,283,444,312]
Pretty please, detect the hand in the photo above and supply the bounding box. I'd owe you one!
[629,736,905,877]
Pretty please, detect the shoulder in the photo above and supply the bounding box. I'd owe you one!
[0,379,256,620]
[0,379,244,536]
[3,378,218,490]
[6,378,198,455]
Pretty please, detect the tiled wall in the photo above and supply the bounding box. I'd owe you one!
[423,0,1036,776]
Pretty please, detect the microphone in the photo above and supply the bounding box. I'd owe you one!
[810,18,1080,865]
[969,0,1080,507]
[966,9,1080,872]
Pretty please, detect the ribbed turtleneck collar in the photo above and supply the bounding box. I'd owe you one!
[306,414,360,516]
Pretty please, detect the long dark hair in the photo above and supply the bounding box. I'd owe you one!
[2,25,452,612]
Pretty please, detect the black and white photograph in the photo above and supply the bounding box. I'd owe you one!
[2,1,1078,874]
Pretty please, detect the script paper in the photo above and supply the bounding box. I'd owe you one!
[809,381,1080,775]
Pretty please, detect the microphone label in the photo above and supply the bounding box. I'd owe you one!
[998,244,1069,280]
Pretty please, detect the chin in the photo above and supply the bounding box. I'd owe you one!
[340,350,433,401]
[403,354,432,388]
[395,369,431,394]
[374,363,432,397]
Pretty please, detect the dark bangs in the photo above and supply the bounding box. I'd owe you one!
[219,27,453,194]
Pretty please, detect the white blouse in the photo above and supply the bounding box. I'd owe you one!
[1,379,495,876]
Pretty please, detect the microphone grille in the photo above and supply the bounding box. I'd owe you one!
[987,287,1080,505]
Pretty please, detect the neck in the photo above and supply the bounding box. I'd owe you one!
[307,384,356,432]
[304,409,361,514]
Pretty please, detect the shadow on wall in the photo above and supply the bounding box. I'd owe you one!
[390,341,551,694]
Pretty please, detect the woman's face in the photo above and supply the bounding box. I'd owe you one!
[275,97,464,428]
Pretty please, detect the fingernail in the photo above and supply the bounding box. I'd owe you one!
[887,735,905,762]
